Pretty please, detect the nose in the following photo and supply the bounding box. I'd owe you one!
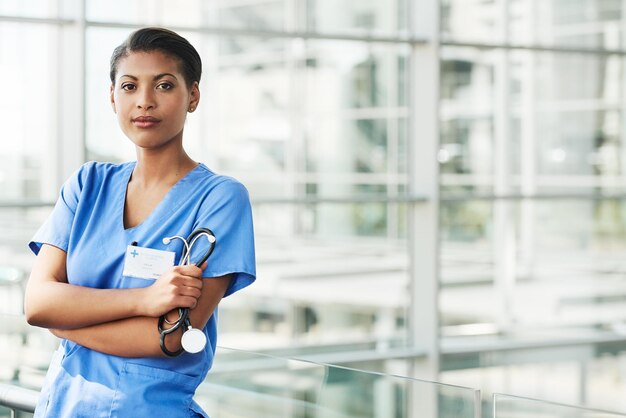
[136,87,156,110]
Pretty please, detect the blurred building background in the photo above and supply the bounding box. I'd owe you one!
[2,0,626,415]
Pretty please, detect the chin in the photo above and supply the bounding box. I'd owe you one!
[131,136,180,151]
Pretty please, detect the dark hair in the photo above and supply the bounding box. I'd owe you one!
[110,27,202,88]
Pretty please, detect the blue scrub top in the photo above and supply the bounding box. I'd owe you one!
[29,161,256,418]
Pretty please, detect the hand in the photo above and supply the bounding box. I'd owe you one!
[140,262,206,317]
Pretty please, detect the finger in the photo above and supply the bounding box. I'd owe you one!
[181,277,203,289]
[166,270,202,285]
[180,286,202,299]
[177,264,204,277]
[177,296,198,309]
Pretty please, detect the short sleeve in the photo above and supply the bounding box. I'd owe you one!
[28,163,89,255]
[192,178,256,297]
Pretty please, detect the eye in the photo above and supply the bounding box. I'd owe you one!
[157,82,173,91]
[121,83,136,91]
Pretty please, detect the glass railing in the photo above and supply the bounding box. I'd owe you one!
[493,393,626,418]
[197,347,481,418]
[6,345,626,417]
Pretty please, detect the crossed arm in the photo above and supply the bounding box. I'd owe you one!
[24,244,231,358]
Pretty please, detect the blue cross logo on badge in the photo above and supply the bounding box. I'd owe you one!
[131,249,139,258]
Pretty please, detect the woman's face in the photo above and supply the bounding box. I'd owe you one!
[110,50,199,151]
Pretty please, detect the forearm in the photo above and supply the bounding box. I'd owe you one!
[52,316,179,358]
[53,276,231,358]
[53,308,196,358]
[25,281,145,330]
[26,245,205,331]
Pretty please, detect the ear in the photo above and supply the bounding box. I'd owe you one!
[110,84,116,113]
[188,82,200,113]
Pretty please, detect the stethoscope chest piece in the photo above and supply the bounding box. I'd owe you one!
[181,327,207,354]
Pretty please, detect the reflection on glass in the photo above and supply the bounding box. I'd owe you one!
[493,393,626,417]
[305,0,409,36]
[440,47,496,183]
[511,51,623,181]
[0,0,73,19]
[441,0,502,44]
[444,351,626,414]
[509,49,624,186]
[440,49,496,103]
[443,0,625,49]
[305,41,409,110]
[198,347,480,418]
[306,118,388,175]
[0,23,58,200]
[214,0,287,31]
[0,208,51,280]
[86,0,287,30]
[218,232,410,350]
[397,118,408,174]
[214,36,290,173]
[439,197,626,338]
[87,0,159,25]
[440,118,494,178]
[441,47,626,187]
[509,0,624,49]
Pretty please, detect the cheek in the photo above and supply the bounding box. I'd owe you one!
[115,99,133,117]
[169,101,189,122]
[113,100,132,127]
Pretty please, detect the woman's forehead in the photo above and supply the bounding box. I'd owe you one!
[116,50,183,79]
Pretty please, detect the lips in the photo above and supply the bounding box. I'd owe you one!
[132,116,161,128]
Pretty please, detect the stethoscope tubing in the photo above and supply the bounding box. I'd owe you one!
[158,227,216,357]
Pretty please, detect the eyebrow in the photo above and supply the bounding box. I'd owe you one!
[119,73,179,81]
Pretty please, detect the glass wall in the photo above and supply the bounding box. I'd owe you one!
[439,0,626,338]
[4,0,626,414]
[439,0,626,413]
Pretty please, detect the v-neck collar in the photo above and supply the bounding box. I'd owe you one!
[120,161,203,232]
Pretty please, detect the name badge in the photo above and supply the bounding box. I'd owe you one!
[122,246,175,280]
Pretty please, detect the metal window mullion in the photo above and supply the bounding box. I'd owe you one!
[386,46,401,240]
[83,19,425,45]
[290,0,305,236]
[519,0,538,284]
[407,48,439,367]
[493,0,516,332]
[621,0,626,178]
[442,40,626,56]
[288,37,305,235]
[78,0,87,166]
[0,15,74,25]
[56,0,86,185]
[42,21,62,201]
[407,4,440,418]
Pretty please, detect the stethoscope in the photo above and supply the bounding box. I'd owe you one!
[158,227,216,357]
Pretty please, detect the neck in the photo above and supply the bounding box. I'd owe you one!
[132,143,197,187]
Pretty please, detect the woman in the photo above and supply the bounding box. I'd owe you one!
[24,27,256,417]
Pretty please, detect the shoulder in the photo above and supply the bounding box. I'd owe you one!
[192,165,252,213]
[77,160,132,178]
[60,161,133,200]
[196,164,250,199]
[70,161,133,187]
